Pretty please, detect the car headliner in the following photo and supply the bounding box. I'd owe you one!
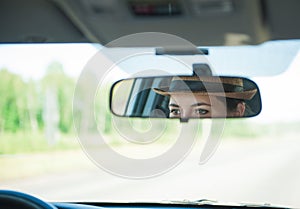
[1,0,300,45]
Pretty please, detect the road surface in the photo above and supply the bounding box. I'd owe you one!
[1,136,300,208]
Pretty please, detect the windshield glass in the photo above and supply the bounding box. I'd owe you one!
[0,42,300,208]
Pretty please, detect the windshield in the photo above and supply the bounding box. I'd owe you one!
[0,42,300,208]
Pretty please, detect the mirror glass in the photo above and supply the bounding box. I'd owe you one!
[110,75,261,120]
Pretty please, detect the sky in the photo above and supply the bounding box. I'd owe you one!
[0,42,299,123]
[0,43,100,80]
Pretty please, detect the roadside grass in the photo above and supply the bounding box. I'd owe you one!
[222,119,263,139]
[1,120,300,181]
[1,121,299,156]
[0,150,93,181]
[0,132,80,155]
[0,132,85,181]
[222,120,300,139]
[107,118,201,145]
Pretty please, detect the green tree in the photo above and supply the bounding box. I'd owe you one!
[42,62,75,134]
[0,69,27,132]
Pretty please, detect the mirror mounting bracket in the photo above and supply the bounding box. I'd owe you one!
[180,118,189,123]
[192,63,212,76]
[155,47,208,55]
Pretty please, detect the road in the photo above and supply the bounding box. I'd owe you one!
[1,136,300,208]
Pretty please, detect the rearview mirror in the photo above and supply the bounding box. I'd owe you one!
[110,75,261,121]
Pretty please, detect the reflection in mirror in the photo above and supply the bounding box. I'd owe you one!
[110,76,261,121]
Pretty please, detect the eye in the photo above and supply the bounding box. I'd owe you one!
[170,109,181,116]
[195,108,209,115]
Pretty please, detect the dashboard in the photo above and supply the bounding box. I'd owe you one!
[0,189,288,209]
[53,202,287,209]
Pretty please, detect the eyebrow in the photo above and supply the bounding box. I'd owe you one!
[169,103,180,108]
[191,102,211,107]
[169,103,211,108]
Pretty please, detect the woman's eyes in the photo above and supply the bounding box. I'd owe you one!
[170,108,209,116]
[195,108,209,115]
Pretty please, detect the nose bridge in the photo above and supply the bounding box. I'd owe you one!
[177,96,197,119]
[181,106,193,119]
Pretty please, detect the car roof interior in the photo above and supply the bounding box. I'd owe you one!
[1,0,300,46]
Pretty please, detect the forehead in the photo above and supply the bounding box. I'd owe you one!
[169,94,211,105]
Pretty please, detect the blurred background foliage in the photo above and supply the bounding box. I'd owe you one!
[0,62,80,154]
[0,63,299,155]
[0,62,74,134]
